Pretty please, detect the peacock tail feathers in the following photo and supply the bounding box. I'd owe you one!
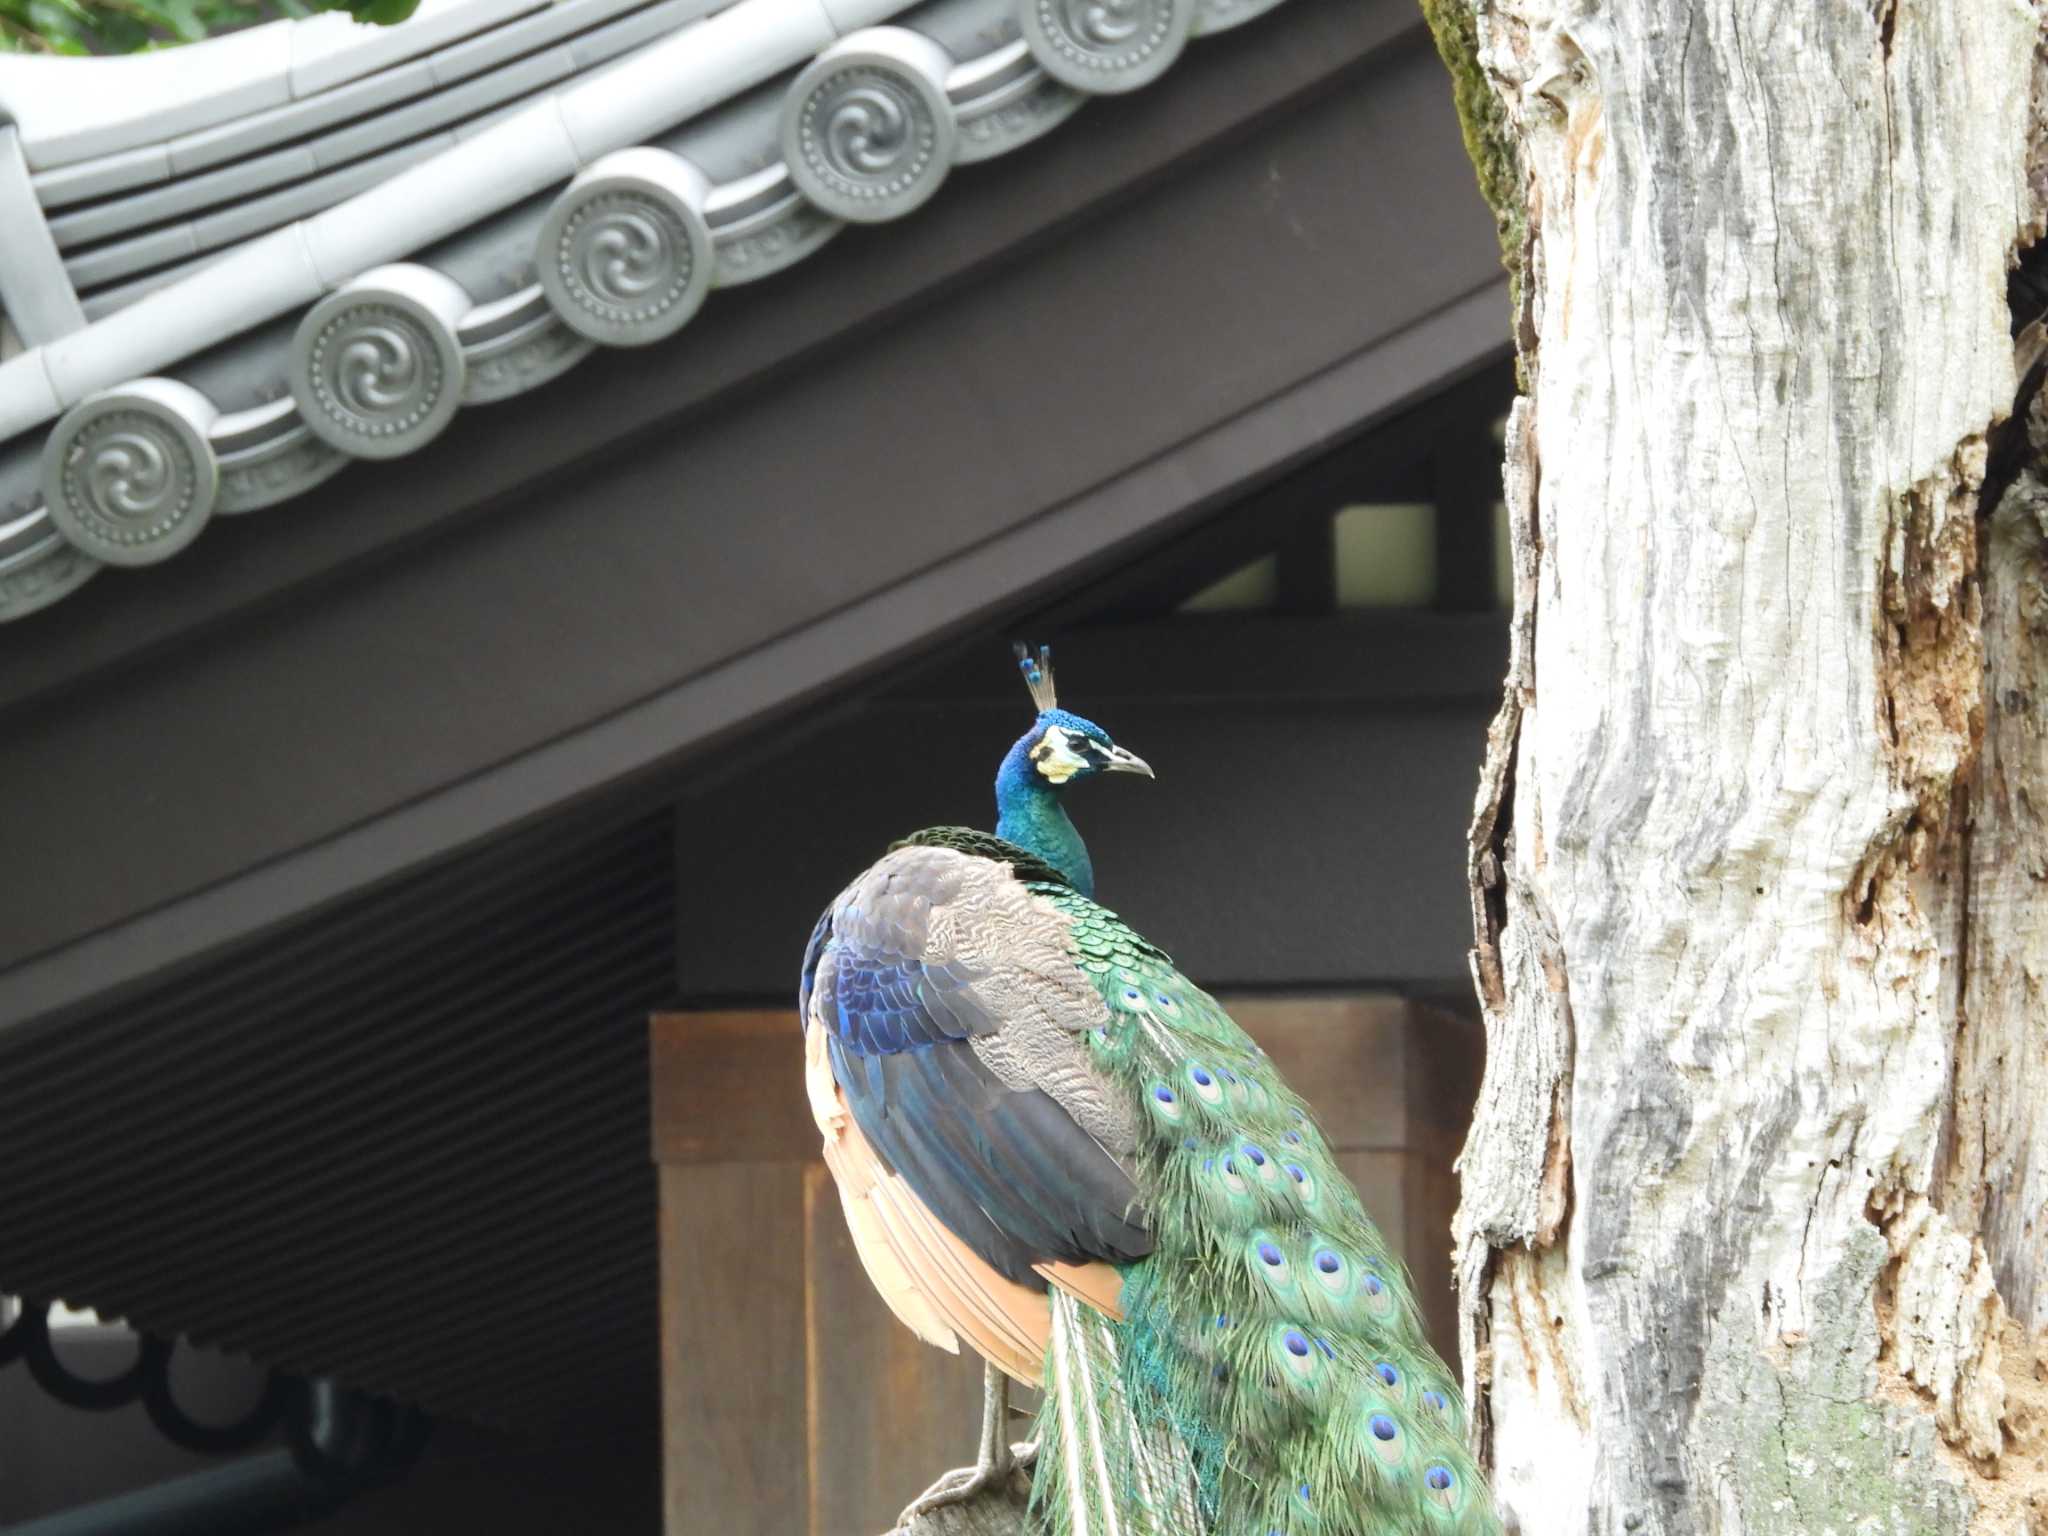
[1026,882,1501,1536]
[1031,1288,1208,1536]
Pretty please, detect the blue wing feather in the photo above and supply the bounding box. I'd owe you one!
[804,854,1153,1284]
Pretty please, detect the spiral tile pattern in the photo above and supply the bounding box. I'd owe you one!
[783,38,956,223]
[41,383,218,566]
[1019,0,1195,92]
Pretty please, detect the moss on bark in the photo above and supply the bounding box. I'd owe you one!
[1415,0,1525,292]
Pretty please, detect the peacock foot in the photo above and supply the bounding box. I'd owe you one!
[896,1455,1011,1527]
[896,1362,1030,1527]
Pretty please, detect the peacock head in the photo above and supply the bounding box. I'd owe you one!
[1008,643,1154,789]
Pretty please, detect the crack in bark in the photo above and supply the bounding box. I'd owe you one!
[1458,394,1544,1478]
[1875,0,1899,63]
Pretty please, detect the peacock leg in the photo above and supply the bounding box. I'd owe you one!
[895,1361,1022,1525]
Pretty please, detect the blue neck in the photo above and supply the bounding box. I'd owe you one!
[994,739,1094,897]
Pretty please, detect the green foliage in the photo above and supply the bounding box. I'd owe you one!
[0,0,416,55]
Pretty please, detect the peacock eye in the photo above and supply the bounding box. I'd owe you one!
[1148,1083,1184,1122]
[1314,1337,1336,1360]
[1370,1414,1398,1443]
[1285,1163,1307,1184]
[1242,1144,1266,1167]
[1283,1330,1309,1357]
[1363,1273,1384,1295]
[1426,1465,1454,1492]
[1283,1130,1304,1145]
[1422,1389,1448,1412]
[1258,1242,1283,1267]
[1375,1362,1400,1387]
[1313,1250,1341,1274]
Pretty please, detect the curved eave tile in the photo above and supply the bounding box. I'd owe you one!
[0,0,1287,623]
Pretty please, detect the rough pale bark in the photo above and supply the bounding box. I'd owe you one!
[1940,112,2048,1337]
[1453,0,2047,1532]
[1952,397,2048,1332]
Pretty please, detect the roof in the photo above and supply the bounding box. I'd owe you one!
[0,0,1508,1029]
[0,0,1510,1436]
[0,0,1295,619]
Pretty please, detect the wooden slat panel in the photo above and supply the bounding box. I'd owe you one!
[1228,996,1410,1149]
[1335,1149,1460,1367]
[661,1160,809,1536]
[651,1011,814,1166]
[1334,1148,1407,1249]
[1403,999,1487,1370]
[802,1163,991,1536]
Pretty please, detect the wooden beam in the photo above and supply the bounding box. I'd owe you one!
[650,1012,813,1166]
[650,1000,1435,1166]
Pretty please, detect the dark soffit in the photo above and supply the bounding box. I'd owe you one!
[0,12,1509,1029]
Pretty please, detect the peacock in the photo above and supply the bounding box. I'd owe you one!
[799,644,1500,1536]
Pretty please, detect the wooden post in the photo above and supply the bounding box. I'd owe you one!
[653,1014,814,1536]
[652,1012,981,1536]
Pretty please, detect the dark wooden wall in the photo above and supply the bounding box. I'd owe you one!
[0,1341,662,1533]
[652,997,1482,1536]
[676,615,1507,1000]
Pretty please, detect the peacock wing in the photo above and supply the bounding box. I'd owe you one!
[803,840,1155,1295]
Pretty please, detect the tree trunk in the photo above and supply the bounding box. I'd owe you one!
[1450,1,2048,1532]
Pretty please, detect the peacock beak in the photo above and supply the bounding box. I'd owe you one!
[1104,746,1155,779]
